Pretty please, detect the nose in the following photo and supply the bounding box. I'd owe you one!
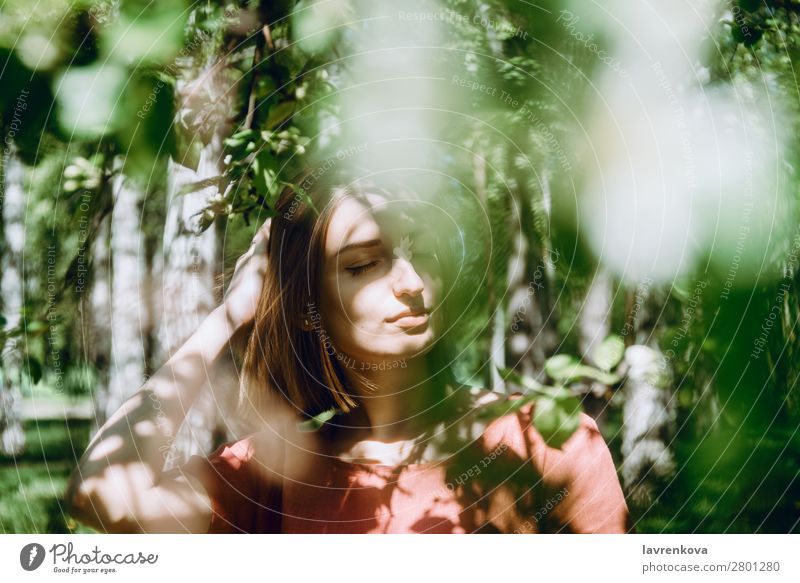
[391,256,425,297]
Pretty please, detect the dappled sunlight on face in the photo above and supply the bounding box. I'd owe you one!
[317,193,446,367]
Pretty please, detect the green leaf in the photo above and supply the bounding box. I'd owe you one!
[251,149,278,197]
[544,354,580,382]
[297,408,338,432]
[473,395,535,422]
[225,129,257,149]
[573,366,621,385]
[540,385,576,401]
[475,372,584,446]
[545,354,621,385]
[116,71,176,180]
[292,0,353,54]
[532,394,581,448]
[266,101,297,130]
[100,4,188,65]
[593,335,625,371]
[498,366,544,393]
[55,63,127,139]
[25,321,47,334]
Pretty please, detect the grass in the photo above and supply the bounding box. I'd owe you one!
[3,405,796,533]
[0,418,95,533]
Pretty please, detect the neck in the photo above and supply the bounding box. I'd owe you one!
[338,354,443,442]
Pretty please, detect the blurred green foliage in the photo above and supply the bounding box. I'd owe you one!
[1,0,798,533]
[0,419,94,534]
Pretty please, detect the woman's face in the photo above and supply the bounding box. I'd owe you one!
[317,192,444,366]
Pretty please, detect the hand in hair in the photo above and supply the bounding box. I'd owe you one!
[223,218,272,331]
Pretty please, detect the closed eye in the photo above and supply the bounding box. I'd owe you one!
[346,260,381,276]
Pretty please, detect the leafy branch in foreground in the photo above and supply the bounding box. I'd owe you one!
[490,335,626,448]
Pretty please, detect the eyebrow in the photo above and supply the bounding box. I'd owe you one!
[336,228,432,257]
[336,239,383,256]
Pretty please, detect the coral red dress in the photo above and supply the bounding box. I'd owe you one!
[181,400,630,534]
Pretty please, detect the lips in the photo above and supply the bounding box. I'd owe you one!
[386,308,429,323]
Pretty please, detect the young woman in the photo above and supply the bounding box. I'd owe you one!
[66,170,630,534]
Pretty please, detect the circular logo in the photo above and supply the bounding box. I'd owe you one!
[20,543,46,571]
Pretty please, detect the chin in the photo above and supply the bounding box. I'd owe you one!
[358,337,435,363]
[396,336,437,359]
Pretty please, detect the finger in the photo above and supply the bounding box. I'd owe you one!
[235,243,256,267]
[257,218,272,239]
[250,219,271,246]
[253,226,271,254]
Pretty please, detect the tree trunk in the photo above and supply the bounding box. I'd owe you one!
[620,286,677,508]
[533,167,559,357]
[505,177,541,380]
[505,160,557,378]
[0,146,26,455]
[157,142,228,469]
[105,170,147,424]
[506,225,538,380]
[473,147,507,393]
[621,343,676,508]
[578,269,613,366]
[150,38,241,469]
[87,213,112,436]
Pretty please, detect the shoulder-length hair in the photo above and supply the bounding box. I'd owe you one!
[238,167,474,425]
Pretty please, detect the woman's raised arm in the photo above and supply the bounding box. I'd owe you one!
[65,220,271,533]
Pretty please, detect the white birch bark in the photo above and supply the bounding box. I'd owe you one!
[0,148,26,455]
[106,171,147,422]
[621,344,676,507]
[157,143,226,469]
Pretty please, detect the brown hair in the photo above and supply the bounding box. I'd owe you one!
[238,168,465,425]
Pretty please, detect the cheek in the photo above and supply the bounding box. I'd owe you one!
[338,291,374,326]
[322,267,444,328]
[321,274,381,329]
